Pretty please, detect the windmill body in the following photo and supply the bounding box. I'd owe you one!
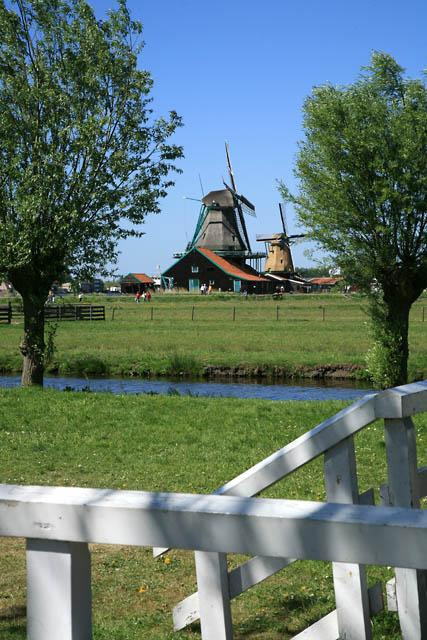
[256,204,309,291]
[174,145,265,269]
[193,189,247,255]
[261,233,295,274]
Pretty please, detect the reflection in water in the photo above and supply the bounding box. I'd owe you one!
[0,375,373,402]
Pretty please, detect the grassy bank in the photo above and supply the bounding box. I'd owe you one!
[1,388,426,638]
[0,292,426,381]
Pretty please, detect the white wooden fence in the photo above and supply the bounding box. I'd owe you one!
[1,380,427,639]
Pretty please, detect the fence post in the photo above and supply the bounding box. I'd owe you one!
[112,308,115,321]
[324,437,372,639]
[384,417,427,639]
[151,307,153,321]
[90,305,93,321]
[233,307,235,321]
[195,551,233,640]
[322,306,325,321]
[26,539,92,640]
[276,305,279,321]
[8,301,11,324]
[192,306,195,321]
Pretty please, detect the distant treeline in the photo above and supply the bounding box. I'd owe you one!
[295,266,330,279]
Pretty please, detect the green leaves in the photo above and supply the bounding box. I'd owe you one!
[280,52,427,298]
[280,52,427,386]
[0,0,183,289]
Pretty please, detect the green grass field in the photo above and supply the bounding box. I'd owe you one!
[1,292,426,380]
[1,388,426,639]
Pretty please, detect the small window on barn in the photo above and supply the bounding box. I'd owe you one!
[191,266,199,273]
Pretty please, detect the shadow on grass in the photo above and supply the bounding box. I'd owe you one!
[0,605,26,622]
[0,605,26,640]
[0,627,25,640]
[235,592,331,638]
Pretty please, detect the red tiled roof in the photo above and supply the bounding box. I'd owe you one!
[122,273,154,284]
[196,247,268,282]
[309,277,342,285]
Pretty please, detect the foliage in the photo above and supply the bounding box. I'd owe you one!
[0,0,182,284]
[43,320,57,365]
[295,266,330,279]
[281,52,427,386]
[166,352,199,376]
[0,0,183,384]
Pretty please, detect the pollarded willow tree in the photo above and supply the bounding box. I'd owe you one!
[281,52,427,388]
[0,0,183,386]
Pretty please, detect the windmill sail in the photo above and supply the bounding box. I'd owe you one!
[256,203,307,275]
[174,144,265,266]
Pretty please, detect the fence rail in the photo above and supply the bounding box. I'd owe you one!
[0,303,11,324]
[1,381,427,640]
[160,380,427,639]
[107,301,427,324]
[2,304,105,322]
[44,304,105,321]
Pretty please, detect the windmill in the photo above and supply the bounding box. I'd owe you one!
[256,203,306,275]
[177,144,265,268]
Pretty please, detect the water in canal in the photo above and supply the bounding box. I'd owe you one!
[0,374,374,402]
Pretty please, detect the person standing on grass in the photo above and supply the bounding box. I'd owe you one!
[146,290,151,302]
[135,291,141,303]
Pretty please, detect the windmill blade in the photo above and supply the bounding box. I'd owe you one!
[239,199,256,218]
[225,141,237,192]
[288,234,307,240]
[223,181,256,217]
[288,236,307,245]
[198,174,205,197]
[278,203,287,235]
[256,234,277,241]
[235,201,252,252]
[238,193,256,216]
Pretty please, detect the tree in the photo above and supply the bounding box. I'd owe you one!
[280,53,427,388]
[0,0,183,386]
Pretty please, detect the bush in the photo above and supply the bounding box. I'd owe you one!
[61,356,109,376]
[166,353,200,376]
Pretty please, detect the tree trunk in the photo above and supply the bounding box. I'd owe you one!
[20,294,46,387]
[370,295,411,388]
[384,300,410,386]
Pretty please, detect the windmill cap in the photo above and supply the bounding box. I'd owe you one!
[202,189,234,209]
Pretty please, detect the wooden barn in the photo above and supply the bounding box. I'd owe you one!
[309,276,342,292]
[162,247,270,293]
[120,273,154,294]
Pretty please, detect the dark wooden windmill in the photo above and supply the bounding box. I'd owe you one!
[176,144,265,269]
[256,204,306,275]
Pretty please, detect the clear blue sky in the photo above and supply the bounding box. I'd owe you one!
[91,0,426,277]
